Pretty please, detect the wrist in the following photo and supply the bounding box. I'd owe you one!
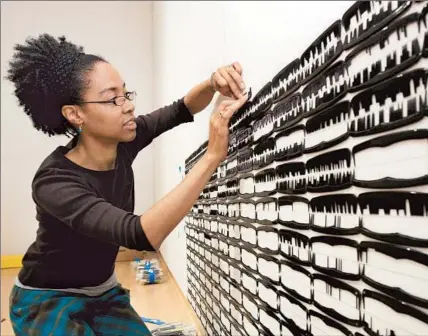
[208,73,217,93]
[201,152,221,171]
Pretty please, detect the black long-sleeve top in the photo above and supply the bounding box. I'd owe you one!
[17,98,194,289]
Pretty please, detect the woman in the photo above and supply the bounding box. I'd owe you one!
[6,33,248,335]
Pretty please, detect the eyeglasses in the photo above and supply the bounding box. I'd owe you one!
[77,91,137,106]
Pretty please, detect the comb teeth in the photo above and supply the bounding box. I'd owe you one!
[349,69,428,136]
[347,13,426,91]
[342,1,407,47]
[302,61,348,117]
[253,113,275,142]
[271,59,301,100]
[299,20,342,84]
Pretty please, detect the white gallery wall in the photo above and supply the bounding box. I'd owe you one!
[152,0,355,295]
[1,1,154,255]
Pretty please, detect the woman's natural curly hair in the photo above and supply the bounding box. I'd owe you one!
[6,33,106,137]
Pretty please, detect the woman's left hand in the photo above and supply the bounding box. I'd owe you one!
[210,62,246,100]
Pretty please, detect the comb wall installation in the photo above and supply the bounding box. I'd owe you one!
[184,1,428,335]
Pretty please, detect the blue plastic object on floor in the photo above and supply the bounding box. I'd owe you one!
[141,317,166,325]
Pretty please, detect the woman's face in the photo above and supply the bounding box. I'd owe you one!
[78,61,137,143]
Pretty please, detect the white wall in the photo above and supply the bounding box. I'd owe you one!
[152,0,355,294]
[1,1,154,255]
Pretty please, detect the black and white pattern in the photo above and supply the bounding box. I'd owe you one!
[228,131,238,158]
[359,191,428,246]
[257,226,279,255]
[241,270,258,296]
[242,309,259,336]
[281,321,305,336]
[185,1,428,334]
[228,240,241,262]
[253,112,275,143]
[255,197,278,225]
[209,184,218,200]
[279,290,308,335]
[310,236,360,280]
[302,61,348,118]
[258,279,279,311]
[236,126,253,151]
[257,255,281,285]
[362,290,428,336]
[259,306,281,336]
[306,148,353,192]
[237,147,253,174]
[240,199,256,222]
[219,238,229,257]
[346,12,427,92]
[278,196,310,229]
[230,89,254,133]
[230,262,242,285]
[254,168,276,197]
[271,59,301,103]
[274,125,305,162]
[310,194,360,235]
[360,241,428,308]
[226,154,238,178]
[341,1,412,49]
[218,181,228,199]
[312,273,362,327]
[240,222,258,249]
[230,282,242,306]
[423,3,428,57]
[280,260,313,303]
[273,93,304,132]
[279,229,311,265]
[253,137,276,169]
[305,101,351,154]
[225,178,239,199]
[242,291,259,321]
[251,82,273,120]
[230,302,243,327]
[308,310,353,336]
[238,173,255,198]
[276,162,307,194]
[241,246,258,272]
[229,220,242,243]
[218,160,227,181]
[349,69,428,137]
[353,129,428,188]
[218,203,228,218]
[230,106,253,134]
[299,20,343,85]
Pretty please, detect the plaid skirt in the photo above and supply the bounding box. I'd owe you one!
[9,284,152,336]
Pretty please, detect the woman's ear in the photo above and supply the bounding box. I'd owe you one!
[61,105,83,128]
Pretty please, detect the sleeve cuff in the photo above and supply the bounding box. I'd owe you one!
[134,216,156,251]
[178,97,195,123]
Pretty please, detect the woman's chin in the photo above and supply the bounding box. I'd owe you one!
[121,130,137,143]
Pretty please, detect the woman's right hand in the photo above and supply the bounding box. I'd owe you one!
[205,94,249,165]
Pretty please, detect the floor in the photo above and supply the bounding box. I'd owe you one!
[1,252,204,336]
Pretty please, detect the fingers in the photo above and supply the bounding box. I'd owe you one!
[219,67,242,99]
[231,62,243,75]
[227,65,246,93]
[213,71,232,97]
[212,62,246,99]
[219,93,248,121]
